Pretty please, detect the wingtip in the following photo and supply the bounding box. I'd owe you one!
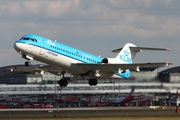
[165,48,171,51]
[166,62,173,66]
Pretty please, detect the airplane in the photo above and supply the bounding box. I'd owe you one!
[13,34,171,87]
[104,87,135,106]
[86,96,102,107]
[130,95,152,106]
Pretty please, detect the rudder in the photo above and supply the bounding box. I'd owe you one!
[129,86,135,96]
[115,43,137,64]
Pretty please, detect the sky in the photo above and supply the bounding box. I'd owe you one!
[0,0,179,71]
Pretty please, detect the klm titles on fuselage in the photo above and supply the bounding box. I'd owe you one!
[47,51,58,57]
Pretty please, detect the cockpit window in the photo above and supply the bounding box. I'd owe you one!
[31,38,37,42]
[23,38,30,40]
[20,37,24,40]
[19,36,38,42]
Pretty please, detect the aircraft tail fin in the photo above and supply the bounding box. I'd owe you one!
[113,43,170,64]
[128,86,135,97]
[115,43,137,64]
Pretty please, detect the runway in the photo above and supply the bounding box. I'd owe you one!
[0,106,150,111]
[0,106,180,119]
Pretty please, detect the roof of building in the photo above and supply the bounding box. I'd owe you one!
[159,66,180,74]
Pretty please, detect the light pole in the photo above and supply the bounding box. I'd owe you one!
[57,86,60,117]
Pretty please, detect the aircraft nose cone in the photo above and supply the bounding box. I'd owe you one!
[14,42,18,50]
[14,42,22,53]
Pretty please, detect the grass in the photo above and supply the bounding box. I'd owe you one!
[0,107,180,120]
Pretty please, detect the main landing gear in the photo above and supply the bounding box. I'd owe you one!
[58,71,68,87]
[88,78,98,86]
[59,78,97,87]
[59,78,68,87]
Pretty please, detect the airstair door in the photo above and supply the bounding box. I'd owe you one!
[39,38,46,55]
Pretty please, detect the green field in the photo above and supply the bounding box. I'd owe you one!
[0,107,180,120]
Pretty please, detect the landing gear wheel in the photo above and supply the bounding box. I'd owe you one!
[25,61,31,66]
[88,79,92,86]
[88,78,97,86]
[58,70,68,87]
[93,78,97,85]
[59,78,68,87]
[63,79,68,87]
[59,80,64,87]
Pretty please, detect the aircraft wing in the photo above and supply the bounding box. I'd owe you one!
[8,62,171,76]
[72,62,172,72]
[8,64,63,76]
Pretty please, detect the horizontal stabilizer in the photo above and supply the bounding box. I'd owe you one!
[112,47,171,53]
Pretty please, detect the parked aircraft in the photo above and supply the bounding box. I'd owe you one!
[105,87,135,106]
[13,34,171,87]
[131,95,152,106]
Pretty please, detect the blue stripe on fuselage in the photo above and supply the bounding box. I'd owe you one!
[16,35,102,63]
[16,34,130,79]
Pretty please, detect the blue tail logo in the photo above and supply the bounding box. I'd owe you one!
[119,49,132,63]
[123,50,130,56]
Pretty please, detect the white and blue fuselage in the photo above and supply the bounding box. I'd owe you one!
[14,34,130,81]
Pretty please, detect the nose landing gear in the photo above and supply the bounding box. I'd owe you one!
[88,78,97,86]
[25,61,31,66]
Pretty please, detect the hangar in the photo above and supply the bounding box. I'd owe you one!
[158,66,180,83]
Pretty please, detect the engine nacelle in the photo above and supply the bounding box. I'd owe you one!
[101,58,119,64]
